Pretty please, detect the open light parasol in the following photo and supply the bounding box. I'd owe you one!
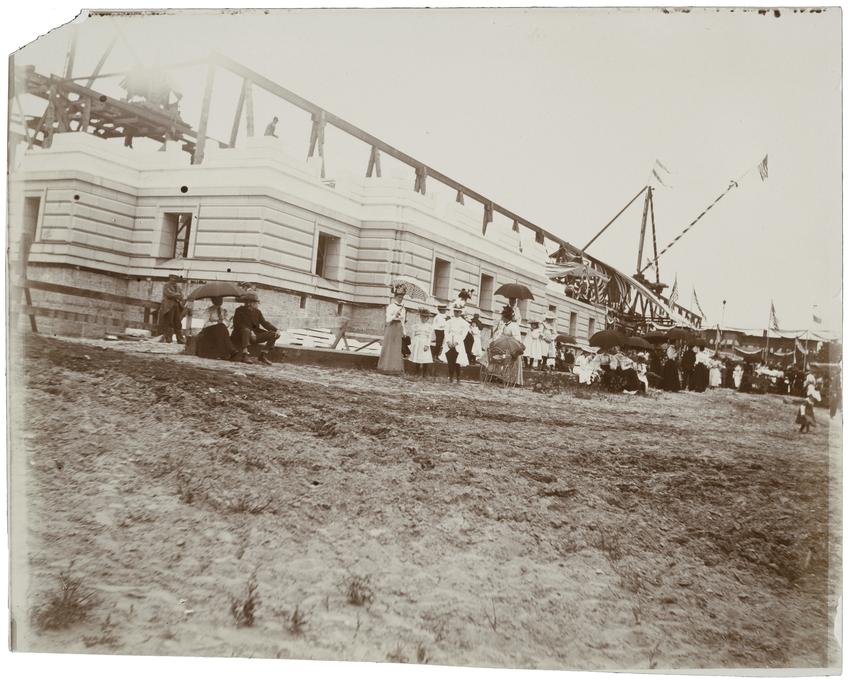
[390,278,429,301]
[494,283,534,300]
[589,329,625,350]
[186,281,248,300]
[624,336,652,350]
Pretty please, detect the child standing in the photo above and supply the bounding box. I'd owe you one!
[409,307,434,378]
[525,321,544,369]
[796,397,816,433]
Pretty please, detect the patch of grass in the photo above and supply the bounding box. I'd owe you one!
[343,574,374,606]
[230,573,260,628]
[226,494,272,515]
[32,568,99,632]
[416,642,431,664]
[286,605,309,635]
[386,642,408,663]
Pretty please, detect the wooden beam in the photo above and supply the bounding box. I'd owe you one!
[193,62,216,165]
[84,37,117,88]
[208,51,585,255]
[63,26,78,79]
[245,80,254,137]
[229,78,247,148]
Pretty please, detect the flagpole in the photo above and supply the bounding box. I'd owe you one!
[763,303,770,365]
[716,299,726,354]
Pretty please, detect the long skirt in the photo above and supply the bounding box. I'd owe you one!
[377,320,404,374]
[692,363,709,392]
[663,360,681,392]
[196,323,236,359]
[709,367,722,388]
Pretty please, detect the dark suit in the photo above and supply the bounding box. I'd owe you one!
[681,349,696,390]
[230,305,279,352]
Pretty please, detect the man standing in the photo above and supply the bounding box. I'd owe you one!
[230,292,281,365]
[158,274,185,343]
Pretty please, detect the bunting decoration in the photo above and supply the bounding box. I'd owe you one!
[455,189,464,205]
[812,305,822,325]
[414,166,428,195]
[482,201,493,236]
[758,155,769,182]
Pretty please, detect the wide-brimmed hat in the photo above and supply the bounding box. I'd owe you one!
[418,307,433,316]
[167,273,181,280]
[238,292,259,303]
[544,314,555,320]
[436,303,448,311]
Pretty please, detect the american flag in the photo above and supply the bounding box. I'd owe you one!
[758,155,769,181]
[668,276,679,307]
[769,300,780,330]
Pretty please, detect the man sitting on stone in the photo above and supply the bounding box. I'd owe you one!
[230,292,280,365]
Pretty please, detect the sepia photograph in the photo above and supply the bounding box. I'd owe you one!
[5,5,843,676]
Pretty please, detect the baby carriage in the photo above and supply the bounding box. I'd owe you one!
[480,335,525,387]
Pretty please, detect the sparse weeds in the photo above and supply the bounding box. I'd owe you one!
[593,529,624,562]
[82,613,121,648]
[343,574,374,606]
[230,572,260,627]
[484,599,498,632]
[227,494,273,515]
[386,642,408,663]
[32,568,99,632]
[313,419,338,437]
[648,640,661,669]
[286,605,309,635]
[416,642,431,664]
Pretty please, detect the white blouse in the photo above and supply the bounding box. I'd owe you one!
[386,302,405,324]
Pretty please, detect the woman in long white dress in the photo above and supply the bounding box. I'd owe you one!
[708,356,723,388]
[732,364,744,389]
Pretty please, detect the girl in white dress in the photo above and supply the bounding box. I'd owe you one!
[409,307,434,378]
[525,321,545,369]
[733,364,744,389]
[469,315,483,361]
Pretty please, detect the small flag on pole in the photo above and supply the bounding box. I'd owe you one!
[668,275,679,308]
[651,159,672,187]
[769,300,780,330]
[692,287,706,319]
[758,155,769,181]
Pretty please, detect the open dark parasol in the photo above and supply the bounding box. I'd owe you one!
[186,281,247,300]
[494,283,534,300]
[644,330,669,343]
[589,329,625,350]
[555,334,577,345]
[667,327,694,343]
[692,338,709,348]
[624,336,652,350]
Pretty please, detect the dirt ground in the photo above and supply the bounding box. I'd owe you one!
[10,334,842,671]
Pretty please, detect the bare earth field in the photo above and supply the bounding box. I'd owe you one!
[11,335,841,671]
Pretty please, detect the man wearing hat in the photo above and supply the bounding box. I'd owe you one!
[230,292,281,365]
[432,303,448,360]
[158,274,186,343]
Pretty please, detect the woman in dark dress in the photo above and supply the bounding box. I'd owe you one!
[196,296,239,360]
[662,344,681,392]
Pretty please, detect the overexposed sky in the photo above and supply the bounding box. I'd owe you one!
[13,8,842,331]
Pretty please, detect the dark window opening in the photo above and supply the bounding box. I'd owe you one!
[432,258,451,299]
[478,273,495,311]
[315,232,342,280]
[161,212,193,259]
